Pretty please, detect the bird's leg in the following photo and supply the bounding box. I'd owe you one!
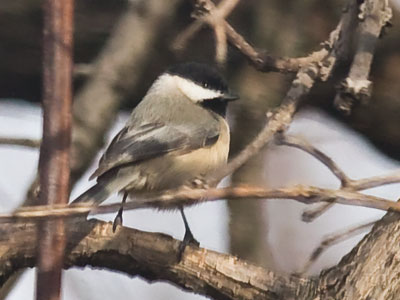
[113,192,128,232]
[178,207,199,259]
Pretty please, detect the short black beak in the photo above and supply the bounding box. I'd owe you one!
[222,91,239,101]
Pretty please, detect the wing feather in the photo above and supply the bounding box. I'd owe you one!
[90,122,219,180]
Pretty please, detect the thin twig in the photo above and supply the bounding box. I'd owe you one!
[173,0,352,75]
[209,63,319,185]
[303,168,400,222]
[275,134,351,222]
[172,0,240,55]
[214,23,228,65]
[275,134,351,187]
[298,220,376,274]
[175,0,357,193]
[0,137,40,148]
[348,170,400,190]
[2,184,400,223]
[302,202,336,223]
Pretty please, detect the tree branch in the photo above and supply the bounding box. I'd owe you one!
[36,0,73,297]
[173,0,356,76]
[0,219,317,300]
[0,138,40,148]
[2,180,400,223]
[334,0,393,113]
[299,219,376,274]
[3,211,400,300]
[275,134,351,187]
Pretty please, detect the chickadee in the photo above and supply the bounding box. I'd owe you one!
[72,62,238,251]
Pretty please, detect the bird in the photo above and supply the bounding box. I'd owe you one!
[72,62,238,254]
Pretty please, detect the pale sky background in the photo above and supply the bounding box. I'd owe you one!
[1,100,399,299]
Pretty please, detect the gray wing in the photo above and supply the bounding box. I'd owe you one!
[89,122,220,180]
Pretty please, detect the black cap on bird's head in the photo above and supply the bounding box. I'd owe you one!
[166,62,239,102]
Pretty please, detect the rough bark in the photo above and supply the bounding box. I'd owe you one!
[318,211,400,299]
[0,219,316,300]
[1,210,400,299]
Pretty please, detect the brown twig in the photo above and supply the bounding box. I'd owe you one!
[2,183,400,223]
[173,0,354,76]
[0,137,40,148]
[214,22,228,65]
[302,202,336,223]
[302,160,400,222]
[275,134,351,187]
[36,0,74,299]
[303,167,400,221]
[334,0,393,113]
[275,133,351,222]
[172,0,240,62]
[209,63,319,185]
[298,220,376,274]
[175,0,356,190]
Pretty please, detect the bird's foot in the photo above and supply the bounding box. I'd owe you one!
[112,206,124,232]
[178,229,200,261]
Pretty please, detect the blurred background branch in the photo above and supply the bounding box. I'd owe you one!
[35,0,73,298]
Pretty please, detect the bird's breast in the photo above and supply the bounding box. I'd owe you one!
[172,117,230,180]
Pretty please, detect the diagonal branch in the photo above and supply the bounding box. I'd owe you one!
[275,133,352,222]
[275,134,351,187]
[209,62,320,185]
[299,219,376,274]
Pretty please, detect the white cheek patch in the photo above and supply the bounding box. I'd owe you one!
[174,76,223,102]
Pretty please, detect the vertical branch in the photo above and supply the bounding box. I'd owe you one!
[36,0,73,300]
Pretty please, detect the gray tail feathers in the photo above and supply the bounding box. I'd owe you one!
[71,182,112,205]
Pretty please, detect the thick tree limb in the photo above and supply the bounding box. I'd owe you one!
[0,219,317,300]
[2,212,400,299]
